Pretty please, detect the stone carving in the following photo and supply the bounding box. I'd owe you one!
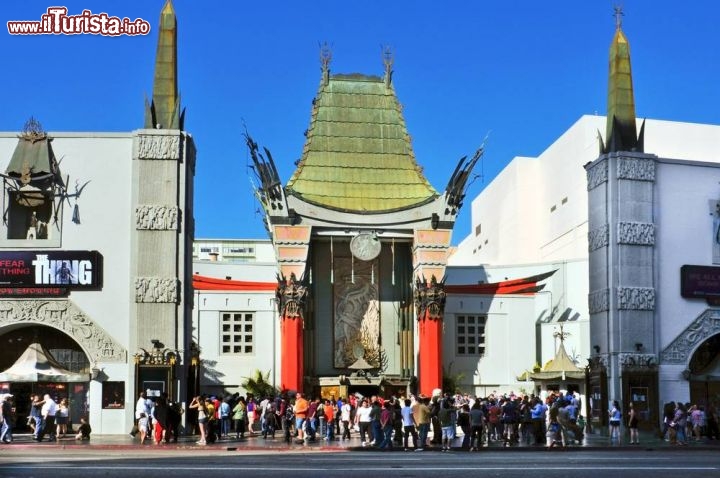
[588,224,609,251]
[617,157,655,181]
[135,277,179,303]
[136,134,180,160]
[587,354,608,372]
[588,289,609,313]
[136,205,179,230]
[0,300,126,363]
[586,161,608,190]
[619,353,658,370]
[661,309,720,364]
[333,258,379,368]
[134,341,177,366]
[276,272,308,320]
[617,287,655,310]
[414,275,446,320]
[617,222,655,245]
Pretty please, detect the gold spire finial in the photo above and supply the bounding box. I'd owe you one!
[144,0,184,129]
[602,5,644,154]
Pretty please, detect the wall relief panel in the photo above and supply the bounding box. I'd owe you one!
[0,299,126,363]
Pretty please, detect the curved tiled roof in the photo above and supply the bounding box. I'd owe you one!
[286,73,437,213]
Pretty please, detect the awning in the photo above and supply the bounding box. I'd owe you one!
[0,342,88,382]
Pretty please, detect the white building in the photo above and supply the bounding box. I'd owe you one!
[191,239,279,397]
[0,2,195,435]
[450,20,720,429]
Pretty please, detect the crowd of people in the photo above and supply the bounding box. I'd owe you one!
[2,389,717,449]
[659,401,720,445]
[142,389,588,450]
[0,392,91,443]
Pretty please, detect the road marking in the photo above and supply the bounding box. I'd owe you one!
[2,465,716,472]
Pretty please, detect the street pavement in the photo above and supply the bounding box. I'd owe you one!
[1,427,718,453]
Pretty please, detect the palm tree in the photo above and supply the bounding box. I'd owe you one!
[241,369,277,398]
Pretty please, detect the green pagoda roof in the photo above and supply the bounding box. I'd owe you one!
[286,69,438,213]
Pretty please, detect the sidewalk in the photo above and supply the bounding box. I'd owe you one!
[2,429,719,452]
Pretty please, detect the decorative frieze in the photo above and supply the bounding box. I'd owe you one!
[135,205,179,231]
[588,289,609,313]
[617,222,655,245]
[586,161,608,190]
[135,277,179,303]
[617,157,655,181]
[619,353,658,370]
[617,287,655,310]
[136,134,181,160]
[0,300,126,363]
[661,309,720,364]
[587,354,608,372]
[588,224,609,251]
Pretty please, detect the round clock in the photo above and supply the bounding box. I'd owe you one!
[350,233,381,261]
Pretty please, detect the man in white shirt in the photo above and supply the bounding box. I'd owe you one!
[132,392,151,437]
[36,394,57,441]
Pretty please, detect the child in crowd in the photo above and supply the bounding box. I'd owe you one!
[138,413,149,444]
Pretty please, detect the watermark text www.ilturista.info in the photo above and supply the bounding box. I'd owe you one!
[7,7,150,36]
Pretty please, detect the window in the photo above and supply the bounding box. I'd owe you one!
[475,224,482,236]
[102,381,125,409]
[456,315,487,356]
[221,312,254,354]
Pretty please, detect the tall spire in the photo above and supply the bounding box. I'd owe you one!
[144,0,184,130]
[603,6,643,154]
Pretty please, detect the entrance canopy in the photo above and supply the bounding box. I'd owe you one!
[0,342,87,382]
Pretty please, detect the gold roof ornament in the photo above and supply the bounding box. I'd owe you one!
[601,5,644,154]
[144,0,184,130]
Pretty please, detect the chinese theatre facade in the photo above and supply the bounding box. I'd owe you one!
[0,0,194,434]
[248,47,480,398]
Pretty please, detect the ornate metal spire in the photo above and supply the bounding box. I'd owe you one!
[602,6,644,154]
[320,41,332,86]
[382,45,394,87]
[614,4,623,30]
[144,0,184,130]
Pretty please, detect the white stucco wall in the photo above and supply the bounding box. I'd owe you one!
[191,260,278,397]
[0,132,137,433]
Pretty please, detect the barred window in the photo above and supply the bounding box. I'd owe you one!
[221,312,254,354]
[456,315,487,356]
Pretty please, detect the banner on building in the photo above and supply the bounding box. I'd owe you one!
[0,251,103,290]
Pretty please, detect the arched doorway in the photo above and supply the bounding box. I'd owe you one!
[0,324,90,431]
[688,333,720,408]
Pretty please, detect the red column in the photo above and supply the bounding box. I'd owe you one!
[280,315,303,393]
[418,310,443,396]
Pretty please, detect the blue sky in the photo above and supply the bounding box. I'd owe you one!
[2,1,719,245]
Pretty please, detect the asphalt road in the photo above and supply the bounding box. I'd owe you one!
[1,449,718,478]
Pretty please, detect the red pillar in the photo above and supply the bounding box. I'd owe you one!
[418,310,443,396]
[280,315,303,393]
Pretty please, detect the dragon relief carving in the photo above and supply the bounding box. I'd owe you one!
[0,300,126,363]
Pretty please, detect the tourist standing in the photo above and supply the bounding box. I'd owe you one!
[0,394,14,443]
[37,394,57,442]
[627,402,639,444]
